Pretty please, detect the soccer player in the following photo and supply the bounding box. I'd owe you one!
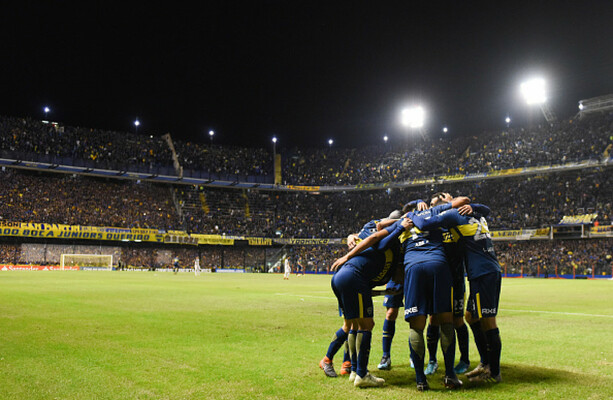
[194,257,201,276]
[321,212,401,381]
[424,192,491,376]
[173,256,180,274]
[327,216,411,387]
[409,198,503,383]
[283,256,291,280]
[400,196,470,391]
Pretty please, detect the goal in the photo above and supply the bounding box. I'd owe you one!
[60,254,113,270]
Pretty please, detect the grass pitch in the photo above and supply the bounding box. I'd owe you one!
[1,271,612,399]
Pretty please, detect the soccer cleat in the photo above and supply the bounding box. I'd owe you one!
[416,380,430,391]
[443,375,464,389]
[348,371,357,383]
[469,367,501,384]
[319,357,337,377]
[354,372,385,388]
[465,362,488,378]
[424,360,438,375]
[340,361,352,375]
[454,360,470,375]
[377,355,391,370]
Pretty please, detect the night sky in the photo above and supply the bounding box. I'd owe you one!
[2,1,612,148]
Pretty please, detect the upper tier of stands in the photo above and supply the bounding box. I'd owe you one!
[1,112,611,186]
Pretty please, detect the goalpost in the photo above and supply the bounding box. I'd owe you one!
[60,254,113,270]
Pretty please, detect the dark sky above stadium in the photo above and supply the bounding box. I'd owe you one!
[2,1,612,148]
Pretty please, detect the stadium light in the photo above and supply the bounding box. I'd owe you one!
[520,77,557,123]
[383,135,388,143]
[134,118,140,133]
[328,138,334,148]
[43,106,50,119]
[520,78,547,105]
[443,127,448,133]
[505,116,511,127]
[209,130,215,144]
[272,136,277,158]
[401,106,425,129]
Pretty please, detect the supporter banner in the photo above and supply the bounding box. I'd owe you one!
[491,230,523,239]
[216,268,245,273]
[274,238,344,245]
[533,228,551,237]
[439,174,465,181]
[590,225,612,237]
[285,185,321,192]
[0,222,166,243]
[247,237,273,246]
[1,265,79,271]
[559,214,598,225]
[191,234,235,245]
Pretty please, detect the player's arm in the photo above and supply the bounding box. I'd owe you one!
[410,206,464,231]
[458,203,491,217]
[376,218,397,231]
[331,219,412,271]
[347,233,359,250]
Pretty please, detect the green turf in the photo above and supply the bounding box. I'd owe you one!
[1,272,612,399]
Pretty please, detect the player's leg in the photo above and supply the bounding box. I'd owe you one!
[425,314,440,375]
[379,282,402,370]
[404,263,430,391]
[347,324,358,381]
[353,291,385,388]
[464,278,490,378]
[469,272,502,383]
[453,276,470,374]
[430,261,462,389]
[320,270,352,377]
[408,315,428,390]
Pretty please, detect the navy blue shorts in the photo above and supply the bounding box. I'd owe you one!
[331,264,373,320]
[452,273,466,317]
[383,279,404,309]
[467,271,501,319]
[403,260,453,320]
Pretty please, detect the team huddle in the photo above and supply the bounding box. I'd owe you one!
[319,192,503,391]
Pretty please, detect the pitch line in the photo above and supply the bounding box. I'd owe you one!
[501,308,613,318]
[275,292,382,303]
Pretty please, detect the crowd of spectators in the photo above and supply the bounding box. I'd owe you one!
[2,112,611,186]
[1,166,611,237]
[495,238,612,277]
[0,168,180,230]
[0,116,174,173]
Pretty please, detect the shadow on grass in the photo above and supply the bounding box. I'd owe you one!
[376,362,613,391]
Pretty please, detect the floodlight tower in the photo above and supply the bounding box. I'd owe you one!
[520,78,556,123]
[401,106,427,141]
[134,118,140,134]
[208,130,215,145]
[43,106,51,120]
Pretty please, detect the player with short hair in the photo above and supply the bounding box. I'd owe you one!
[327,215,411,388]
[424,192,490,376]
[409,198,503,383]
[400,196,470,391]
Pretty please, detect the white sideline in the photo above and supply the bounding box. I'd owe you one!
[500,308,613,319]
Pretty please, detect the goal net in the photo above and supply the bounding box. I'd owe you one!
[60,254,113,270]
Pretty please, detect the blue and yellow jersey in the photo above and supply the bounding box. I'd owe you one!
[400,203,452,267]
[357,219,380,240]
[410,207,501,280]
[350,219,404,287]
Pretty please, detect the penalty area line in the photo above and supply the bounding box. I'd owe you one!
[501,308,613,318]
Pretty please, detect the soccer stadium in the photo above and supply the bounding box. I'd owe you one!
[2,2,613,400]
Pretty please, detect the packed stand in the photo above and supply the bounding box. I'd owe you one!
[0,169,180,230]
[495,238,613,277]
[0,115,175,173]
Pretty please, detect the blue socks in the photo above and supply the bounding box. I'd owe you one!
[455,323,470,364]
[426,323,440,363]
[325,328,348,360]
[382,318,396,357]
[485,328,502,376]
